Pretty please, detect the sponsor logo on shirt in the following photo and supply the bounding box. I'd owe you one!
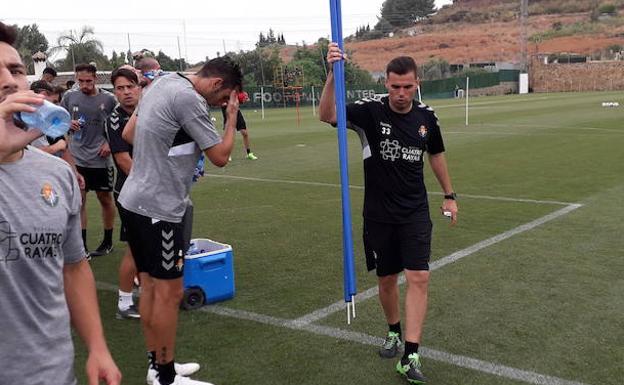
[380,139,402,161]
[0,220,20,263]
[0,219,63,262]
[379,139,423,163]
[40,183,59,207]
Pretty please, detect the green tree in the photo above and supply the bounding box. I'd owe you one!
[50,26,109,71]
[13,24,49,74]
[109,50,127,69]
[380,0,436,28]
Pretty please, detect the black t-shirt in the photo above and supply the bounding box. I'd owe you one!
[221,107,246,130]
[105,105,133,195]
[346,96,445,223]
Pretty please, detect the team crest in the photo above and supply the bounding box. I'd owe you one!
[40,183,59,207]
[418,125,428,138]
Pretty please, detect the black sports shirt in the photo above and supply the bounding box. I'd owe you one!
[347,96,445,223]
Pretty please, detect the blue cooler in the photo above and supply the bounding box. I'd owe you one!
[182,238,235,310]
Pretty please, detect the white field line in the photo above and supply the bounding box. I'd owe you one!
[200,305,589,385]
[94,205,586,385]
[291,203,583,326]
[475,122,623,134]
[204,174,574,206]
[95,278,589,385]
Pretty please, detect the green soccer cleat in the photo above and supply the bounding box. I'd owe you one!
[246,152,258,160]
[396,353,427,384]
[379,331,402,358]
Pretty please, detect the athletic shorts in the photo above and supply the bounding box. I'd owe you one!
[235,111,247,131]
[113,192,128,242]
[121,205,193,280]
[76,165,114,192]
[363,219,433,276]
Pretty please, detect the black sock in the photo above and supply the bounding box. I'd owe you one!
[157,360,176,385]
[103,228,113,245]
[147,351,156,369]
[82,229,87,250]
[403,341,420,360]
[246,148,251,154]
[389,321,402,340]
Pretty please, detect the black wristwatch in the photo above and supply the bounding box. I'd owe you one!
[444,192,457,200]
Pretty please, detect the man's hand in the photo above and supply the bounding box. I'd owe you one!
[0,91,44,120]
[76,171,86,190]
[225,90,240,123]
[441,199,458,226]
[98,142,111,158]
[50,139,67,153]
[70,120,81,132]
[326,42,348,66]
[85,349,122,385]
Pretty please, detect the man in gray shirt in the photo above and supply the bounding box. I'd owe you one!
[0,21,121,385]
[61,63,117,257]
[119,57,242,385]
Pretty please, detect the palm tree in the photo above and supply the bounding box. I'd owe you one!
[49,26,106,71]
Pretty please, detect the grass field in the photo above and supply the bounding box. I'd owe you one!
[77,91,624,385]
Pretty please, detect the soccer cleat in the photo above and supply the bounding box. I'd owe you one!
[153,375,214,385]
[147,362,201,385]
[88,241,113,257]
[116,305,140,320]
[246,152,258,160]
[396,353,427,384]
[379,331,402,358]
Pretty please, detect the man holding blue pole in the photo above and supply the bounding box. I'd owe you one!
[319,43,458,384]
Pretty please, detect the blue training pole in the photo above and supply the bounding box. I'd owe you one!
[329,0,357,307]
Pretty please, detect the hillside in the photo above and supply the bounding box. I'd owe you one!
[284,0,624,73]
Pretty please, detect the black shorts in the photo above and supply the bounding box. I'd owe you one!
[223,108,247,131]
[363,219,432,276]
[121,205,193,280]
[235,111,247,131]
[76,165,114,192]
[113,192,128,242]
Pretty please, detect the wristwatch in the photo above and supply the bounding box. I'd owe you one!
[443,192,457,200]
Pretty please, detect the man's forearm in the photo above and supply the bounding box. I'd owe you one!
[63,260,109,353]
[319,71,337,124]
[429,153,454,194]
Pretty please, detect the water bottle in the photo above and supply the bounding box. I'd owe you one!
[187,242,198,255]
[73,115,86,141]
[15,100,71,139]
[192,154,205,183]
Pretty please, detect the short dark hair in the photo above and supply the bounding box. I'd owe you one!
[75,63,97,75]
[386,56,418,77]
[111,67,138,86]
[196,56,243,91]
[135,57,160,72]
[66,80,76,88]
[30,80,54,94]
[52,85,65,97]
[43,67,57,77]
[0,22,17,46]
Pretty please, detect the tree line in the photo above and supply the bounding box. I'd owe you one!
[13,24,375,87]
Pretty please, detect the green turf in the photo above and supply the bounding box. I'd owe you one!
[77,91,623,385]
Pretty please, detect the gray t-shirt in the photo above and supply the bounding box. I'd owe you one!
[61,88,116,168]
[0,146,85,385]
[119,73,221,222]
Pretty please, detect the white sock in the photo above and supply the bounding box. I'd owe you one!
[118,290,134,311]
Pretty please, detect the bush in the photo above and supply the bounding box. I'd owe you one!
[599,4,617,15]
